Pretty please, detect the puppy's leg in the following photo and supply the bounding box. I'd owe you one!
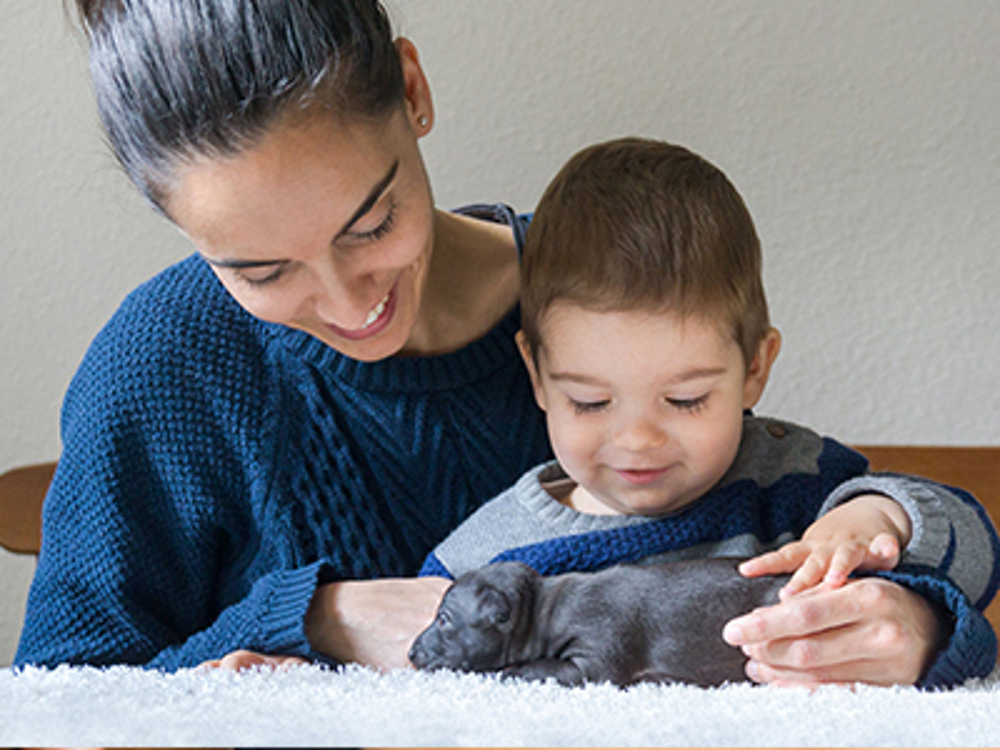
[502,658,586,686]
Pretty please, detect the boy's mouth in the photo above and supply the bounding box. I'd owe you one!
[615,467,669,485]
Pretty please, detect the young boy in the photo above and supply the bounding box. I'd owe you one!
[419,138,998,685]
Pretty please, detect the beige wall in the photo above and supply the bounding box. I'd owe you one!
[1,0,997,664]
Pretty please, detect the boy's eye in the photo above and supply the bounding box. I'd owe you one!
[667,395,708,414]
[570,398,610,415]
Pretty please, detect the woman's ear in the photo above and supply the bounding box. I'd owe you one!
[395,38,434,136]
[515,331,548,412]
[743,327,782,410]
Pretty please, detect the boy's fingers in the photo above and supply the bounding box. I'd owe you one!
[861,533,901,571]
[741,544,808,577]
[780,554,827,599]
[823,544,866,587]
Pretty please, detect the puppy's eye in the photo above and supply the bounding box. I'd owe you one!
[436,612,452,628]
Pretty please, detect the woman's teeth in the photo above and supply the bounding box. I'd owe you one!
[362,294,389,329]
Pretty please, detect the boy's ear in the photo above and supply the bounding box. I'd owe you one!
[743,327,782,409]
[515,330,548,412]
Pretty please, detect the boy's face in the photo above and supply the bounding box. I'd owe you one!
[520,303,778,516]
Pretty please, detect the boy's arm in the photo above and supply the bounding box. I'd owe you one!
[824,473,999,609]
[745,470,999,610]
[742,493,911,597]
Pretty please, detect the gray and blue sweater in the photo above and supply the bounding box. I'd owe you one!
[421,417,1000,688]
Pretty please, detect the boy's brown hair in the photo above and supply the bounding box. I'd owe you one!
[521,137,770,366]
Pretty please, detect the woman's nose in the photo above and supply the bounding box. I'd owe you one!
[310,265,382,329]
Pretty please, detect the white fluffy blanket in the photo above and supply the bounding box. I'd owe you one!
[3,662,1000,747]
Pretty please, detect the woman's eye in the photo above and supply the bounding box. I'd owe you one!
[668,395,708,414]
[235,265,288,288]
[347,203,396,243]
[570,398,610,415]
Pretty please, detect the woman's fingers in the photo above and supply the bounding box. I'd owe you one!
[725,582,853,648]
[726,577,942,686]
[200,650,309,672]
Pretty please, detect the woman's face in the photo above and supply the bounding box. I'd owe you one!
[167,107,436,362]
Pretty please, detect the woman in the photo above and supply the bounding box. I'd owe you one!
[16,0,995,686]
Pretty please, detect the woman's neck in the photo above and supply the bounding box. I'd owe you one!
[402,208,520,357]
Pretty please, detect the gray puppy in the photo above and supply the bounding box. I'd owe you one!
[409,557,788,687]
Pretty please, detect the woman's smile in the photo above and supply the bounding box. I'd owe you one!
[323,285,397,341]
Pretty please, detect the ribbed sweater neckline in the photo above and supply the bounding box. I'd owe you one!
[266,203,526,394]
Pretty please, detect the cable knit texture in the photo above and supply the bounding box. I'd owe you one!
[15,205,552,671]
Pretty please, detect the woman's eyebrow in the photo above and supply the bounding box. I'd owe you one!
[201,160,401,270]
[333,159,399,241]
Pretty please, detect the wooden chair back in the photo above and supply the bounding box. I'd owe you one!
[0,462,55,555]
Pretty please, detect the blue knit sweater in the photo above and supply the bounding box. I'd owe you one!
[15,205,552,671]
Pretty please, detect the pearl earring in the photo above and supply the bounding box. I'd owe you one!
[417,115,429,128]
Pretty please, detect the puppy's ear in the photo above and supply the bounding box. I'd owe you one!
[477,585,513,629]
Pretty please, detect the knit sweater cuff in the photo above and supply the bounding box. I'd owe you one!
[256,561,337,666]
[874,568,998,689]
[818,475,952,568]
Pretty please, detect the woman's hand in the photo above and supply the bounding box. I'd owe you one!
[722,576,945,686]
[305,576,451,670]
[200,650,309,671]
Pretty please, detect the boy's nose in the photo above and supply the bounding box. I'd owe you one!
[613,413,668,453]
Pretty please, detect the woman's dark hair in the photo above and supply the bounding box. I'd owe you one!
[75,0,405,209]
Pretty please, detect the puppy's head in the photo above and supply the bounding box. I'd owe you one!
[409,562,538,673]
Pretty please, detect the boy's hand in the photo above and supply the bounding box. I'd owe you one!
[740,494,911,598]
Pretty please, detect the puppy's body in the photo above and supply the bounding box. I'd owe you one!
[410,557,788,687]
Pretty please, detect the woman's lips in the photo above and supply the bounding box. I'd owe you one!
[326,286,396,341]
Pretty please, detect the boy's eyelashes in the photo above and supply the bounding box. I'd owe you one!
[667,394,709,414]
[566,394,709,416]
[569,398,611,415]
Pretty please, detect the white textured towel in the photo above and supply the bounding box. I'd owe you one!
[3,662,1000,747]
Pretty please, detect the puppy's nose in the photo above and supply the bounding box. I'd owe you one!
[408,643,425,667]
